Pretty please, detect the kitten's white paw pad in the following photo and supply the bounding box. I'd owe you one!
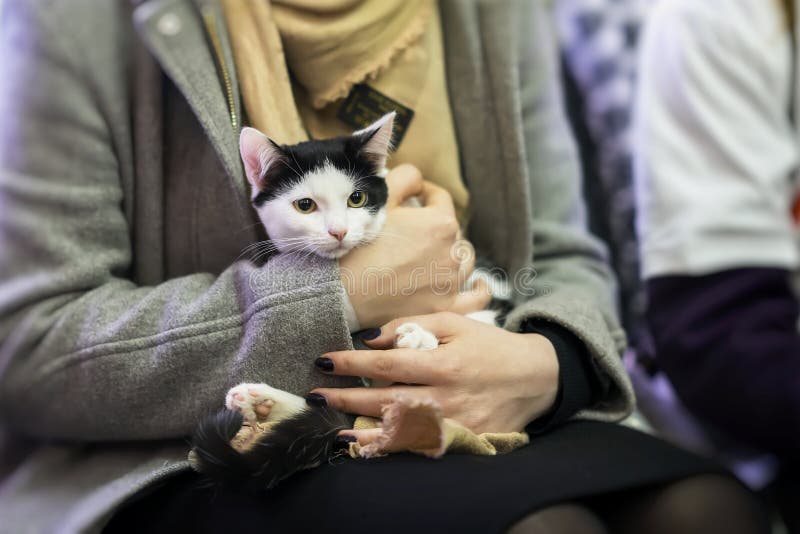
[394,322,439,351]
[225,383,277,422]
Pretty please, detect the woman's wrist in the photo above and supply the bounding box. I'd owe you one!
[517,332,561,424]
[520,319,600,433]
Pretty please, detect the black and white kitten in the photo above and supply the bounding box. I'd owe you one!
[191,113,500,491]
[241,112,394,260]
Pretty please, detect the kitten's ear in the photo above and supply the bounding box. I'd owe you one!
[353,111,396,170]
[239,127,284,192]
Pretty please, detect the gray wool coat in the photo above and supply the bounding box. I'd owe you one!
[0,0,634,532]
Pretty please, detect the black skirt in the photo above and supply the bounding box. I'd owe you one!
[104,421,724,534]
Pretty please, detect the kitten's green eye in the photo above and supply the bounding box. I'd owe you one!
[293,198,316,214]
[348,191,367,208]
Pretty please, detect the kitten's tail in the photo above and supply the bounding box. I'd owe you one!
[190,406,352,491]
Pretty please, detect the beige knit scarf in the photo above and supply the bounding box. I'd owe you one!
[221,0,469,220]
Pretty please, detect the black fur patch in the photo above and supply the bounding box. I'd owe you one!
[191,407,353,492]
[252,134,388,213]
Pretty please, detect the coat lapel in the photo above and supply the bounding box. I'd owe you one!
[440,0,533,276]
[132,0,247,200]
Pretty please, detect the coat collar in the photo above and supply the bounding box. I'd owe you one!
[132,0,246,199]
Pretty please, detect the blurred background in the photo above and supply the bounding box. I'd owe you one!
[556,1,799,531]
[0,0,797,532]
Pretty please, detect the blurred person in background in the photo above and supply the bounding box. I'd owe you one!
[636,0,800,530]
[0,0,770,533]
[556,0,654,346]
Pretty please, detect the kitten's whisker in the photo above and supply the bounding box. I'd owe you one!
[237,241,274,261]
[285,151,305,181]
[344,153,356,179]
[236,221,268,233]
[239,245,269,258]
[287,164,304,181]
[290,151,303,174]
[281,241,326,256]
[270,235,327,243]
[267,239,318,252]
[240,240,270,251]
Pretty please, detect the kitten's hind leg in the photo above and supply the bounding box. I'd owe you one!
[395,322,439,351]
[226,383,306,424]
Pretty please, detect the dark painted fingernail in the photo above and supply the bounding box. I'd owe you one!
[333,435,357,450]
[359,328,381,340]
[305,393,327,407]
[314,357,334,372]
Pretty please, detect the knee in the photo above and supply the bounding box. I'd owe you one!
[639,474,770,534]
[507,503,608,534]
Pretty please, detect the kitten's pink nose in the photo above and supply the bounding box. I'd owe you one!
[328,229,347,242]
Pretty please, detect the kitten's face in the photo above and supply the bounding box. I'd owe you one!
[239,113,394,259]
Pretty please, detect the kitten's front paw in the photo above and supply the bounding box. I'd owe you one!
[395,322,439,351]
[226,383,277,423]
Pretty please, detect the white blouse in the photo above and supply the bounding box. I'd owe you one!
[634,0,800,277]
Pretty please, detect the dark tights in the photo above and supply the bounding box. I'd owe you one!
[508,475,770,534]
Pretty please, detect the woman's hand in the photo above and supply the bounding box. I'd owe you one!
[340,164,486,328]
[309,312,561,434]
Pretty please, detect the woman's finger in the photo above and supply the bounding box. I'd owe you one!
[454,238,477,282]
[318,348,446,383]
[449,278,493,315]
[361,311,468,349]
[310,385,436,417]
[385,164,423,207]
[419,181,456,218]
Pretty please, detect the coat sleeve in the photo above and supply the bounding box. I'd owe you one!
[0,0,356,441]
[502,2,635,423]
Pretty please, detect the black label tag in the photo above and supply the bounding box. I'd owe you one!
[337,84,414,147]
